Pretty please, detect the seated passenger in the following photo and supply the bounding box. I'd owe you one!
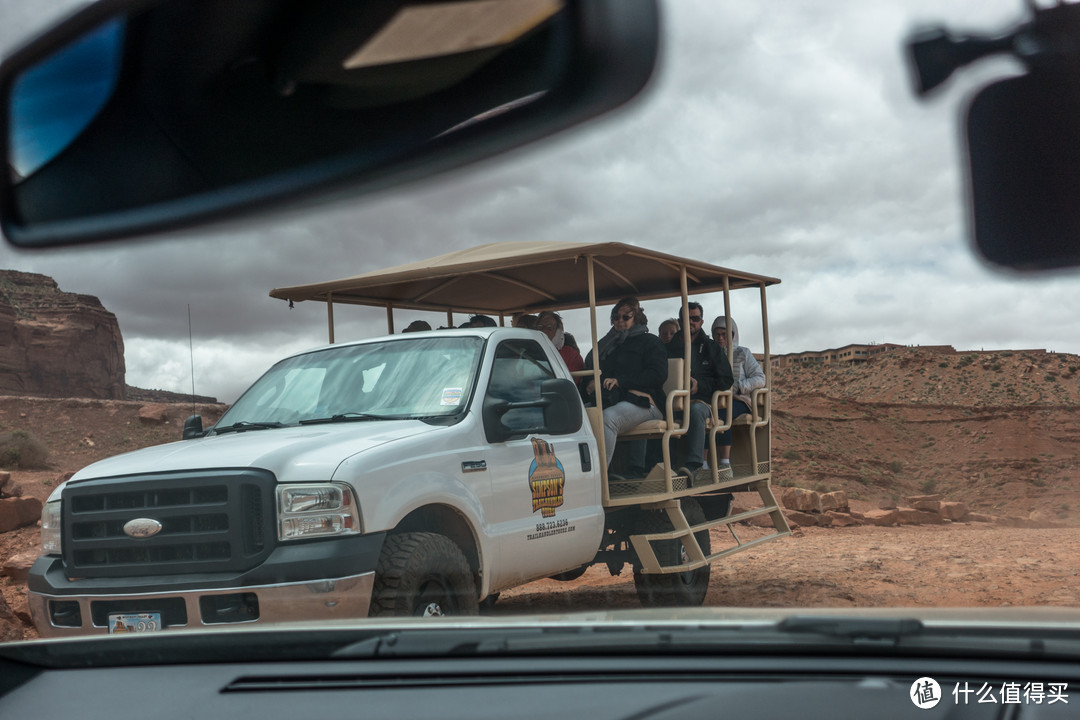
[402,320,431,333]
[537,310,584,374]
[658,318,679,344]
[583,297,666,475]
[514,314,540,330]
[711,315,766,470]
[461,314,497,328]
[666,302,733,483]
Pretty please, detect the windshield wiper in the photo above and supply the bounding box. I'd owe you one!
[212,421,287,435]
[299,412,397,425]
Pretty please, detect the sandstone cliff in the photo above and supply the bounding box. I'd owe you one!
[0,270,125,399]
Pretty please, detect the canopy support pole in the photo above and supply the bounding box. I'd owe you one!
[386,304,394,335]
[327,293,335,344]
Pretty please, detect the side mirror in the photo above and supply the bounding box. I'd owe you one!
[182,414,205,440]
[482,377,582,443]
[966,71,1080,270]
[0,0,658,247]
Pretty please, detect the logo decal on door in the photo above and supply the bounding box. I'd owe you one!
[528,437,565,518]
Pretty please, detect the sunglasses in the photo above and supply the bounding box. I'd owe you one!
[688,315,703,322]
[617,312,635,322]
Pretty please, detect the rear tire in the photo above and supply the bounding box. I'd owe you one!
[370,532,479,617]
[632,498,710,608]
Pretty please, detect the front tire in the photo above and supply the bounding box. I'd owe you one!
[370,532,479,617]
[632,498,710,608]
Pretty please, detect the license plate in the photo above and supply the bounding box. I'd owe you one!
[108,612,163,634]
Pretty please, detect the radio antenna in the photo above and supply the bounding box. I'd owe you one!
[188,304,196,415]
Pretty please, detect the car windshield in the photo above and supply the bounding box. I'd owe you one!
[215,336,484,428]
[3,0,1080,662]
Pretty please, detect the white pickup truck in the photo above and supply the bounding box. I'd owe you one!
[28,241,789,636]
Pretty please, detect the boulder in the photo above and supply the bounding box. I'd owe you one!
[14,497,42,526]
[0,497,42,532]
[968,512,998,523]
[781,487,822,513]
[912,499,941,512]
[820,491,849,512]
[0,499,18,533]
[939,501,969,521]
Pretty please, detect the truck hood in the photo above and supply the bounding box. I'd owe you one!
[59,420,438,492]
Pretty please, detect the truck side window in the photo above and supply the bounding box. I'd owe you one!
[488,339,555,432]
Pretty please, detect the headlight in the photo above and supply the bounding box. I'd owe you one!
[276,483,360,541]
[41,500,62,555]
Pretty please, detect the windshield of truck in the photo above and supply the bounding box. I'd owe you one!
[216,336,484,427]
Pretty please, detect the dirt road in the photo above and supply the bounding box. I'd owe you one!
[491,523,1080,614]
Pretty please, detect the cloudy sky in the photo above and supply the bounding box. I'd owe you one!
[3,0,1079,403]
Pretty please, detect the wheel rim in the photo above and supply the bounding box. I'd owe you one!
[414,577,455,617]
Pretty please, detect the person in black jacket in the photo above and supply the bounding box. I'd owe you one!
[583,297,666,473]
[665,301,734,482]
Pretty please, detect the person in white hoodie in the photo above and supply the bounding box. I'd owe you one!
[710,315,766,467]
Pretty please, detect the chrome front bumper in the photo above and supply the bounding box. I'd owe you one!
[28,571,375,638]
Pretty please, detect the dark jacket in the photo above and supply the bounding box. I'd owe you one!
[665,330,734,401]
[584,331,667,409]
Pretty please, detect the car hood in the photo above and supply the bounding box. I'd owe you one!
[54,420,437,495]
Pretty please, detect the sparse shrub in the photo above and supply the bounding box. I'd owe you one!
[782,449,800,461]
[938,362,949,368]
[1031,477,1048,488]
[920,478,938,493]
[990,381,1000,388]
[991,363,1001,371]
[1045,374,1057,382]
[0,430,49,470]
[888,460,903,474]
[1000,351,1013,357]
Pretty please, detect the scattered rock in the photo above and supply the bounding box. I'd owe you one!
[0,471,9,494]
[906,494,944,504]
[825,511,859,527]
[785,510,819,527]
[912,499,941,513]
[138,404,171,424]
[2,549,39,583]
[897,507,945,525]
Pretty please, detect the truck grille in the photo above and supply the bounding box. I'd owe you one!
[62,469,277,578]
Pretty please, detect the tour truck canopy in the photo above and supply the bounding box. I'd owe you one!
[269,240,780,317]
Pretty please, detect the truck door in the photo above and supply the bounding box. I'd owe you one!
[482,338,604,590]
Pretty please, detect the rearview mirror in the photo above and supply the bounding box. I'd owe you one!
[966,70,1080,270]
[0,0,658,247]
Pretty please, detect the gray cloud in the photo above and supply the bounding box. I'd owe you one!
[3,0,1080,402]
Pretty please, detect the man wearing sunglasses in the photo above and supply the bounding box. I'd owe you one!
[666,302,734,485]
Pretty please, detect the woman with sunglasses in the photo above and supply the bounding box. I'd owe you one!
[583,297,667,475]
